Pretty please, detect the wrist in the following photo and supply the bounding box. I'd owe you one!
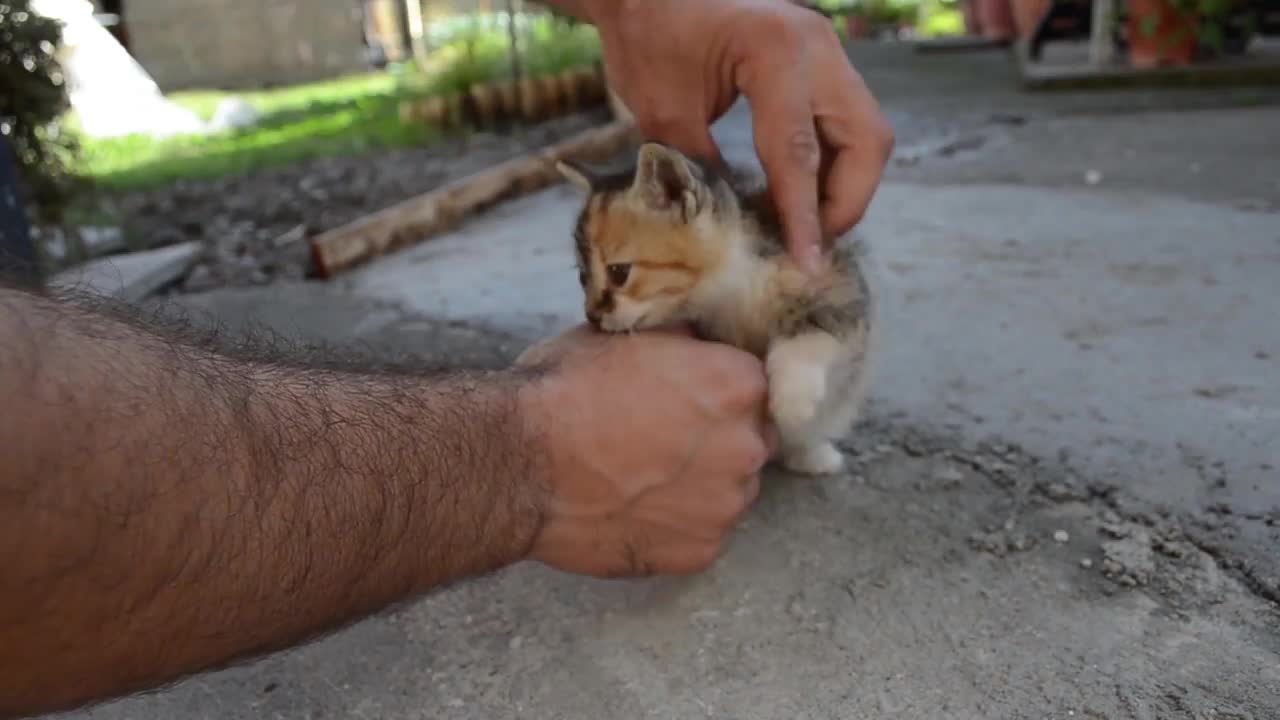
[512,367,557,561]
[415,368,549,576]
[268,366,549,590]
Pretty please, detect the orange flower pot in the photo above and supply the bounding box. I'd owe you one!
[1127,0,1198,67]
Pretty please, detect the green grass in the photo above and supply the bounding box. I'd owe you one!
[917,1,965,36]
[70,12,604,193]
[73,70,440,192]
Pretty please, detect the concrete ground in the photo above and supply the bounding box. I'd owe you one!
[56,43,1280,719]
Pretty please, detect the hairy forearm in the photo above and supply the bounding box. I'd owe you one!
[0,288,544,717]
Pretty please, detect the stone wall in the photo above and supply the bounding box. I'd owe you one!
[124,0,369,91]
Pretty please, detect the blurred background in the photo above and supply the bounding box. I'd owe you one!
[3,0,1276,294]
[0,0,1020,293]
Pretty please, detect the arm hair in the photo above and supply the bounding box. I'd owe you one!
[0,286,546,717]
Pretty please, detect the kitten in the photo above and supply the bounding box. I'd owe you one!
[555,142,876,475]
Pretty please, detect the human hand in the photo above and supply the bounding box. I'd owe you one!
[515,324,773,577]
[585,0,895,273]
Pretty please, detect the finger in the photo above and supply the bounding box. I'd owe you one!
[641,539,724,577]
[739,472,762,510]
[740,54,824,274]
[697,346,768,417]
[640,471,759,541]
[620,525,734,578]
[757,405,781,460]
[721,420,773,476]
[813,63,894,237]
[640,495,743,545]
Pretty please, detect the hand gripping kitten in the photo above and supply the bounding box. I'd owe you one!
[556,142,876,476]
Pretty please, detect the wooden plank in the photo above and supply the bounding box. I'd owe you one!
[309,119,640,278]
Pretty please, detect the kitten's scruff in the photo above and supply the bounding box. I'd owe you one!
[556,142,875,475]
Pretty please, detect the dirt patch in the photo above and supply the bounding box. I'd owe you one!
[91,109,612,294]
[835,412,1278,616]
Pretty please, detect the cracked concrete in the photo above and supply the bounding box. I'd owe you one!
[51,42,1280,720]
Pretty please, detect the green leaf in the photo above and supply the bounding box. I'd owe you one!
[1139,13,1160,37]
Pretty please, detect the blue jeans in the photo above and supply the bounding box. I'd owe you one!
[0,135,42,288]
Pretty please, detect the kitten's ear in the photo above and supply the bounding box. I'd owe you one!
[555,160,595,193]
[632,142,703,221]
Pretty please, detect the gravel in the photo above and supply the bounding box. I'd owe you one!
[92,109,613,295]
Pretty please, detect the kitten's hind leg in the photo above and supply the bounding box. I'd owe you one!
[765,330,846,476]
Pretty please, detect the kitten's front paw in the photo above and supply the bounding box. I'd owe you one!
[781,442,846,476]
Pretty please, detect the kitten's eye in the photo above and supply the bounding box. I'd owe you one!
[607,263,631,287]
[577,268,588,287]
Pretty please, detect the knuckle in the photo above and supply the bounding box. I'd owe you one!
[755,10,799,44]
[706,348,767,408]
[870,115,896,159]
[744,437,771,471]
[786,127,822,173]
[799,7,836,36]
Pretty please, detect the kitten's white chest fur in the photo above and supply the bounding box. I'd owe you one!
[684,233,874,476]
[687,239,782,356]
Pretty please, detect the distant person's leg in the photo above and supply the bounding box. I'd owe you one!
[0,136,41,289]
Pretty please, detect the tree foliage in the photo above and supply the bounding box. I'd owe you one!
[0,0,79,222]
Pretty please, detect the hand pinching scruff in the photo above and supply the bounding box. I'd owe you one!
[557,143,875,475]
[585,0,895,272]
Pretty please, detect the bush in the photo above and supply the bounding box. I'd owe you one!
[0,0,79,223]
[400,10,602,98]
[522,14,601,77]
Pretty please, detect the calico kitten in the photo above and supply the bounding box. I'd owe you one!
[555,142,875,475]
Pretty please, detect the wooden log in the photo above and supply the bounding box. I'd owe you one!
[496,79,521,123]
[416,95,449,127]
[400,63,611,132]
[517,76,543,123]
[557,68,582,112]
[539,74,564,119]
[309,119,640,278]
[469,81,502,129]
[574,66,605,105]
[445,92,465,128]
